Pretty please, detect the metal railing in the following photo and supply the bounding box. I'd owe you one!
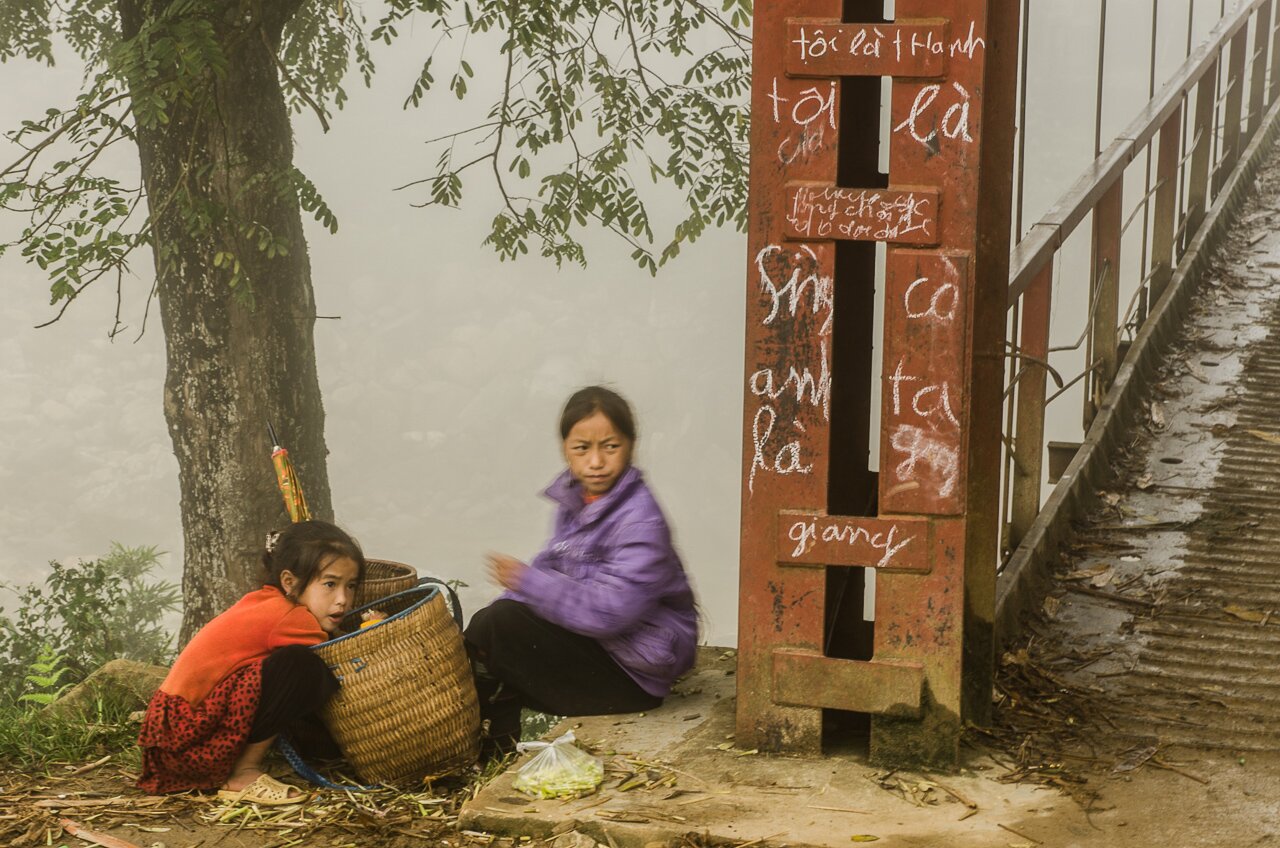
[999,0,1280,565]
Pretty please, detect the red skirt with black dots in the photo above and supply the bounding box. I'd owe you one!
[137,660,264,794]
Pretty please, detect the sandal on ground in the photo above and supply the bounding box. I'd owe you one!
[216,773,309,806]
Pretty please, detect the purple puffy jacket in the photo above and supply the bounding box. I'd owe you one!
[502,466,698,697]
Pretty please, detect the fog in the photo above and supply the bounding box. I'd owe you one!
[0,1,1232,645]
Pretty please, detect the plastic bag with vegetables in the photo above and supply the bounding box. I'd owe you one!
[512,731,604,799]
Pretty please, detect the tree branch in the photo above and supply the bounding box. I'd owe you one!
[262,27,330,132]
[619,0,655,98]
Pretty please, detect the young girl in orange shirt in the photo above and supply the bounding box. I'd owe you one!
[137,521,365,804]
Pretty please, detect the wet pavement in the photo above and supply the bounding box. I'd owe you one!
[1045,151,1280,753]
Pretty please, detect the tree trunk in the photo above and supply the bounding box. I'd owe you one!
[118,0,332,644]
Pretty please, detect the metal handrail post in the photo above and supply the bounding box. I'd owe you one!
[1218,27,1248,193]
[1086,182,1123,429]
[1271,0,1280,100]
[1249,3,1272,139]
[1150,105,1184,307]
[1010,264,1053,551]
[1186,58,1218,249]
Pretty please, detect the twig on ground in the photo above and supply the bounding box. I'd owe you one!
[998,822,1043,844]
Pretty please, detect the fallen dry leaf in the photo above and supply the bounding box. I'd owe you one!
[1111,744,1158,774]
[1150,402,1167,428]
[1247,429,1280,446]
[59,819,143,848]
[1043,596,1061,619]
[1065,564,1110,581]
[1223,604,1269,623]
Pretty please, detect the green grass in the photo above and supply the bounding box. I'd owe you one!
[0,698,139,768]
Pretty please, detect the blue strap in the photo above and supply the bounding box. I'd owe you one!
[277,734,377,791]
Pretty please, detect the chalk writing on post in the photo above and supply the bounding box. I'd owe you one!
[894,81,975,149]
[783,516,916,568]
[905,273,959,322]
[791,23,947,62]
[767,78,837,166]
[756,243,834,333]
[784,185,940,243]
[889,424,960,499]
[785,21,950,80]
[786,19,984,69]
[882,254,969,513]
[748,244,834,494]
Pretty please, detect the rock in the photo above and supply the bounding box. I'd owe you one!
[550,831,600,848]
[45,658,167,719]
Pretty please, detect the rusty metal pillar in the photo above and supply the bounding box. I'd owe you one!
[737,1,1020,768]
[1185,59,1218,247]
[1270,0,1280,103]
[1010,265,1053,552]
[1085,182,1122,428]
[1149,106,1182,307]
[1217,27,1248,193]
[1248,2,1272,142]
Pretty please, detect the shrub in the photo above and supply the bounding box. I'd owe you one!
[16,646,74,706]
[0,543,180,705]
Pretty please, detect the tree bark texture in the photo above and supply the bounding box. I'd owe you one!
[118,0,332,645]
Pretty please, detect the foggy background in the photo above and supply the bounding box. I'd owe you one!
[0,1,1237,646]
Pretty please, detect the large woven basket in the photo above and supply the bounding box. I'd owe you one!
[354,558,417,609]
[315,584,479,784]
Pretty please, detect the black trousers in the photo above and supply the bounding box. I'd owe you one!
[464,599,661,739]
[247,645,339,744]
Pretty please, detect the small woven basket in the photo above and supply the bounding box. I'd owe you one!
[315,584,479,784]
[354,559,417,608]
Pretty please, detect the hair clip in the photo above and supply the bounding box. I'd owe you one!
[265,530,282,553]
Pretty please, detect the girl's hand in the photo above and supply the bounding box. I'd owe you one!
[485,553,528,591]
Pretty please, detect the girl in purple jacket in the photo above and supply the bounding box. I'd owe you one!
[464,386,698,756]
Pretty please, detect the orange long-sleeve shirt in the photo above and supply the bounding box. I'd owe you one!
[160,587,327,705]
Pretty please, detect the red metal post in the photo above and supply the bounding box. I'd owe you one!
[1086,181,1123,428]
[1271,0,1280,104]
[1186,59,1218,247]
[1217,27,1248,193]
[1010,264,1053,552]
[1249,3,1272,141]
[738,1,1020,767]
[737,0,842,756]
[1150,106,1183,307]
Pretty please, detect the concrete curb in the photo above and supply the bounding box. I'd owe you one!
[993,97,1280,646]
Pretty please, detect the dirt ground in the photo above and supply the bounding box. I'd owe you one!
[0,757,469,848]
[4,712,1278,848]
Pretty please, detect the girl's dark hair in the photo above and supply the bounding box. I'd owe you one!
[559,385,637,442]
[262,520,366,594]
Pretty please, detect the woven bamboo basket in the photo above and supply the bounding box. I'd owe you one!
[315,584,479,784]
[354,558,417,609]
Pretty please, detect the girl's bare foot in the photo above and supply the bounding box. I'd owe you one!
[222,738,304,797]
[222,767,268,792]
